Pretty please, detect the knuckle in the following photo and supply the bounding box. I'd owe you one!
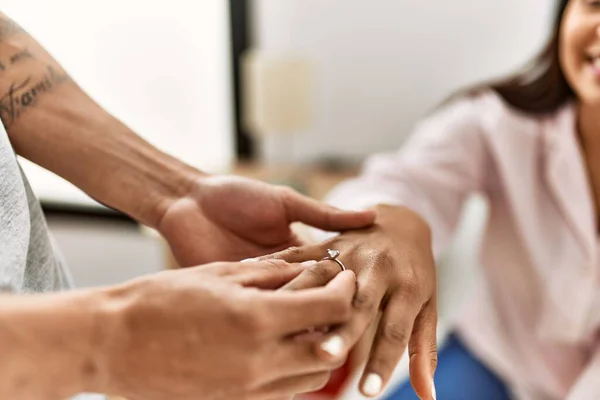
[426,340,438,356]
[306,264,336,283]
[343,319,369,345]
[369,353,399,376]
[399,276,422,302]
[429,349,439,372]
[353,288,378,313]
[381,322,411,346]
[261,259,287,270]
[273,246,310,262]
[372,250,395,272]
[284,246,302,258]
[424,342,439,371]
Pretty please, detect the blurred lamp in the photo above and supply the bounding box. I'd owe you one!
[242,50,314,170]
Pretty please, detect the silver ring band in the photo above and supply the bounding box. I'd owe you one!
[322,248,346,271]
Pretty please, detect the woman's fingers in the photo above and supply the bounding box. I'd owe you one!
[313,269,387,363]
[255,242,353,291]
[358,292,424,398]
[408,298,438,400]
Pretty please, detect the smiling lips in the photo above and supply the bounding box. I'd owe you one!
[587,48,600,77]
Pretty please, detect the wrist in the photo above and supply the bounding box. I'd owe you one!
[88,276,172,397]
[78,286,124,395]
[0,289,115,398]
[373,204,432,242]
[76,280,146,396]
[144,165,206,229]
[53,288,117,396]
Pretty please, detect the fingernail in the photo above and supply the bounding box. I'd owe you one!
[241,258,259,263]
[320,335,344,357]
[432,381,437,400]
[362,373,382,397]
[301,260,318,266]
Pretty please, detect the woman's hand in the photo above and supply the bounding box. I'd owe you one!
[257,204,438,399]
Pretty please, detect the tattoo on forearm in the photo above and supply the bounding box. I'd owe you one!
[9,49,32,64]
[0,49,36,76]
[0,15,30,76]
[0,17,24,39]
[0,66,70,126]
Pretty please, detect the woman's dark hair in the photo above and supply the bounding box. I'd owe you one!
[476,0,574,115]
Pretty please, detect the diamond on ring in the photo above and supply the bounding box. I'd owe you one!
[326,249,340,259]
[322,249,346,271]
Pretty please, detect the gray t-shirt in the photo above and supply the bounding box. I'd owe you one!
[0,123,106,400]
[0,123,72,293]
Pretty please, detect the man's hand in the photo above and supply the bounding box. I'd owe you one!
[156,175,376,266]
[0,14,374,266]
[0,260,357,400]
[96,260,356,400]
[258,205,438,400]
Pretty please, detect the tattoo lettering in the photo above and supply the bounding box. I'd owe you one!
[0,66,70,126]
[10,49,32,64]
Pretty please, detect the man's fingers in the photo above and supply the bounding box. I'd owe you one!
[279,260,342,291]
[273,335,348,378]
[226,260,309,289]
[408,299,438,400]
[258,244,324,264]
[254,372,332,400]
[264,270,357,335]
[359,295,422,398]
[194,261,247,276]
[281,188,376,232]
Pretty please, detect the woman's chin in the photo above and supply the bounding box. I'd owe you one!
[576,90,600,108]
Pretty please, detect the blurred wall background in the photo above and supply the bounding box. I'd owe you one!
[253,0,555,164]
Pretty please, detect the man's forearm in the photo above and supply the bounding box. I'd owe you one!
[0,13,202,227]
[0,290,111,399]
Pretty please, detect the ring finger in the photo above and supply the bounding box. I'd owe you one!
[279,259,345,291]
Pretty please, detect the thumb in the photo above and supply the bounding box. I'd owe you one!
[408,299,438,400]
[281,188,376,231]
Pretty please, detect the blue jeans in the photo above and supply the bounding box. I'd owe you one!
[385,334,511,400]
